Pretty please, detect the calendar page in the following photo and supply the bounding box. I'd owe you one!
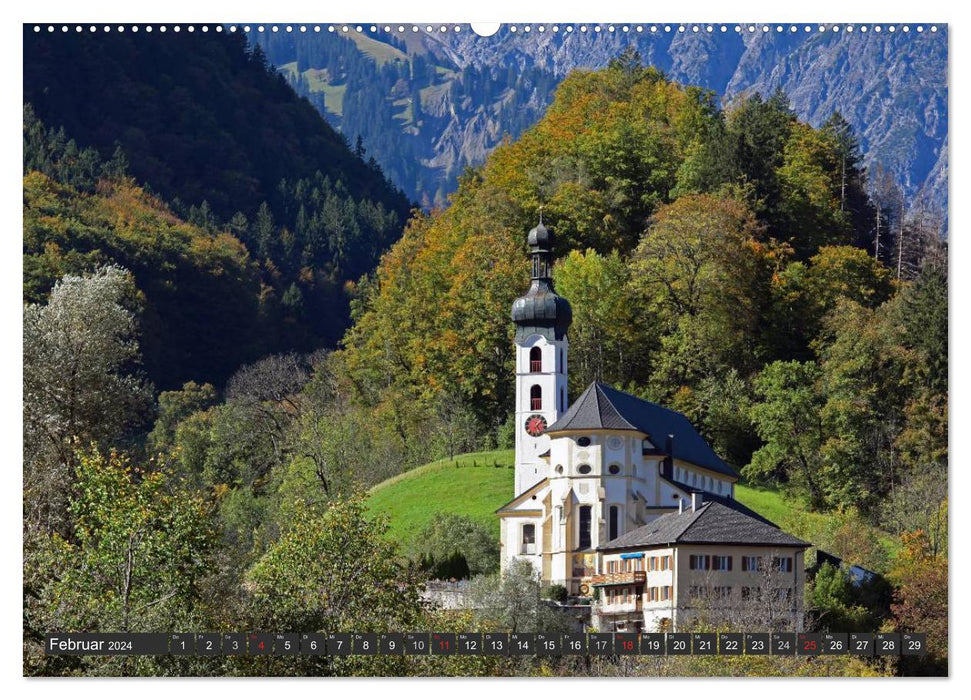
[21,15,948,681]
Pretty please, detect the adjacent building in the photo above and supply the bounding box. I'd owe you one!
[497,219,811,632]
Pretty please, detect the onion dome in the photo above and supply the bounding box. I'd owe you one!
[511,218,572,342]
[527,221,552,249]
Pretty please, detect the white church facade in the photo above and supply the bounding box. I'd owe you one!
[497,220,809,632]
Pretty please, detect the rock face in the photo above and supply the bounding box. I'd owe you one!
[256,25,947,221]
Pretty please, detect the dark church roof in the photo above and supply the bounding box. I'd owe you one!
[602,497,810,551]
[547,382,737,478]
[511,280,573,342]
[527,221,552,248]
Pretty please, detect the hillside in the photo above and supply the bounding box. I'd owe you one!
[365,449,893,564]
[23,168,266,388]
[23,26,409,222]
[23,27,413,387]
[367,451,515,546]
[256,26,947,220]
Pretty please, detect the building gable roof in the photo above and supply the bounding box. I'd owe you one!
[495,478,549,515]
[602,497,810,550]
[547,382,736,477]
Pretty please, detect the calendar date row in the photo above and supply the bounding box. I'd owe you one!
[46,631,926,657]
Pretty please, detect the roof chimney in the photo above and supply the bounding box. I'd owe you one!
[691,491,704,512]
[663,434,675,480]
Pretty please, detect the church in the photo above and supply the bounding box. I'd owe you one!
[497,220,809,632]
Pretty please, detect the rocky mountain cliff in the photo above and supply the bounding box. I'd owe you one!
[255,25,947,223]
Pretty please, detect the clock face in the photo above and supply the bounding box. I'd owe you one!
[524,414,548,437]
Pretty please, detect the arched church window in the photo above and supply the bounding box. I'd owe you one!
[530,384,542,410]
[530,346,542,372]
[521,524,536,554]
[560,387,565,412]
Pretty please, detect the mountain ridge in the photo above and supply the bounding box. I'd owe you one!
[256,26,947,224]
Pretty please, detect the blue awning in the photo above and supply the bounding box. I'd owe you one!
[620,553,644,560]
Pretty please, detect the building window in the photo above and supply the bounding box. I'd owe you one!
[773,556,794,573]
[713,586,732,601]
[663,555,672,570]
[712,555,732,571]
[578,505,592,549]
[742,556,762,572]
[741,586,760,601]
[609,505,620,541]
[559,349,564,372]
[689,585,708,599]
[529,346,542,372]
[560,387,565,411]
[633,557,643,572]
[530,384,542,411]
[607,560,617,574]
[661,586,671,601]
[689,554,711,570]
[521,524,535,555]
[577,464,592,475]
[608,464,621,475]
[577,436,591,447]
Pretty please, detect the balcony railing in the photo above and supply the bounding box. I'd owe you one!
[530,360,543,372]
[590,571,647,586]
[593,599,644,614]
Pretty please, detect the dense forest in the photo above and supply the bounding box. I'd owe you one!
[23,49,946,676]
[23,27,412,388]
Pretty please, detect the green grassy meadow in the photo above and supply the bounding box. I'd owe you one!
[366,450,894,563]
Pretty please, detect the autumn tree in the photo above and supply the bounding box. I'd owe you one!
[23,266,154,535]
[25,449,215,675]
[555,249,653,396]
[747,360,826,507]
[246,496,423,634]
[630,194,772,399]
[889,531,948,674]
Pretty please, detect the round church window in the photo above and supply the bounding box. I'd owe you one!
[608,464,621,475]
[577,464,592,475]
[577,436,591,447]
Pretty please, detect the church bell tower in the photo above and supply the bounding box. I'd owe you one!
[511,218,572,495]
